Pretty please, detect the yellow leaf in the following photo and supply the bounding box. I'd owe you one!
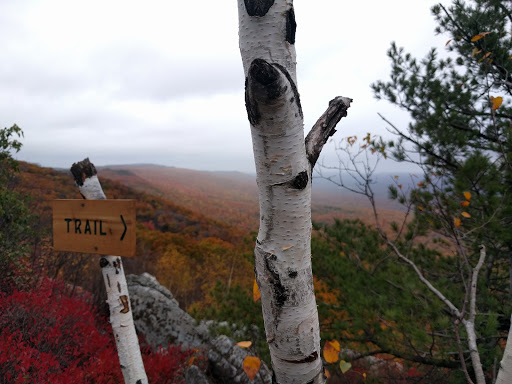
[471,32,490,42]
[253,280,261,302]
[472,48,482,57]
[461,201,470,207]
[418,206,424,211]
[454,218,461,228]
[325,368,331,379]
[463,191,472,201]
[236,341,252,348]
[508,55,512,60]
[462,212,471,218]
[394,175,399,179]
[417,182,424,187]
[483,51,492,59]
[243,356,261,381]
[323,340,341,363]
[398,184,402,189]
[330,340,341,351]
[282,245,293,251]
[339,360,352,374]
[445,39,452,46]
[491,96,503,111]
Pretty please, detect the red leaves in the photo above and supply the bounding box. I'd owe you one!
[0,278,122,383]
[0,278,195,383]
[143,344,196,384]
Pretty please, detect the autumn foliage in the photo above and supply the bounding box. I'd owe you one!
[0,276,195,384]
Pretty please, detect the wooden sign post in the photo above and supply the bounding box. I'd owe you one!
[53,199,136,257]
[58,158,148,384]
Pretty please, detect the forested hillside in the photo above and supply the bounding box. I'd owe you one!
[4,159,471,382]
[13,161,256,311]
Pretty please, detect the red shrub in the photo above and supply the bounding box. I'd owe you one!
[143,344,196,384]
[0,277,198,383]
[0,278,122,383]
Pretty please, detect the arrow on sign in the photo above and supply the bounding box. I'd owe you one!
[120,215,127,241]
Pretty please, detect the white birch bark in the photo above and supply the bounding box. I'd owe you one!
[496,315,512,384]
[461,245,486,384]
[238,1,350,383]
[71,158,148,384]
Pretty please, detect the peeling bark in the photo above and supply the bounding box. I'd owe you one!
[238,1,350,382]
[70,158,148,384]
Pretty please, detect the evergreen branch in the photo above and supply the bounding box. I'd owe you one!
[448,122,506,146]
[342,335,459,369]
[377,113,459,169]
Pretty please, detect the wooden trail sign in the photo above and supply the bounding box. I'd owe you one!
[53,199,136,257]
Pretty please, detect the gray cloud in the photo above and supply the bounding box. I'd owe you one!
[2,0,448,174]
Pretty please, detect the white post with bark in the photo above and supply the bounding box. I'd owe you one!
[70,158,148,384]
[497,316,512,384]
[238,1,350,382]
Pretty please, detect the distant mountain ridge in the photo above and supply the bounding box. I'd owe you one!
[99,164,409,229]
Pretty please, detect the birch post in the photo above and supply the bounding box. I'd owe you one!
[238,1,351,382]
[70,158,148,384]
[497,316,512,384]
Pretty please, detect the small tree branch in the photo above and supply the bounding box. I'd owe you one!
[305,96,351,168]
[470,246,487,325]
[455,320,475,384]
[459,245,487,384]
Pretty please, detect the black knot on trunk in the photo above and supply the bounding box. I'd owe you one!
[99,257,109,268]
[70,158,97,187]
[245,77,261,126]
[244,0,275,17]
[249,59,280,86]
[264,253,288,307]
[286,8,297,44]
[290,171,309,190]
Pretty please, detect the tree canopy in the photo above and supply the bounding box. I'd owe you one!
[0,125,35,290]
[316,0,512,381]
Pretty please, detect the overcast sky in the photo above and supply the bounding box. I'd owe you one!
[1,0,450,174]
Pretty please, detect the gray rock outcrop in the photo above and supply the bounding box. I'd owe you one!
[127,273,272,384]
[127,273,210,348]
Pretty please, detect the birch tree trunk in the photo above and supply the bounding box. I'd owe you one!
[496,316,512,384]
[238,1,350,382]
[70,158,148,384]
